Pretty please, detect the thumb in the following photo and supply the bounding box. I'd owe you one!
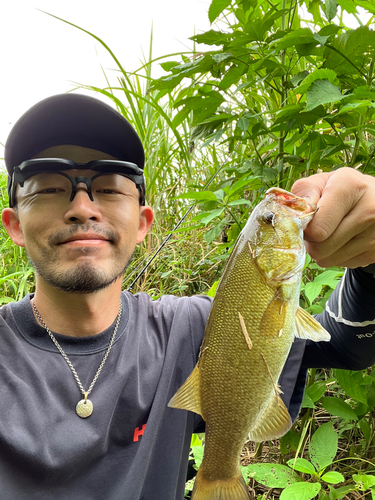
[291,172,333,206]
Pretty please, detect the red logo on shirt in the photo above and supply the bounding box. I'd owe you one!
[133,424,147,442]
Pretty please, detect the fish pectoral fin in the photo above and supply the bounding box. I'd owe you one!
[192,468,250,500]
[260,290,287,338]
[295,307,331,342]
[248,393,292,443]
[168,364,203,416]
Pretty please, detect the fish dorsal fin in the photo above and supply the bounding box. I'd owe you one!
[168,364,202,416]
[248,392,292,442]
[295,307,331,342]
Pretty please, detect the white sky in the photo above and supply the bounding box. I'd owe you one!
[0,0,211,164]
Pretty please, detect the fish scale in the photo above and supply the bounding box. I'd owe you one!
[169,188,331,500]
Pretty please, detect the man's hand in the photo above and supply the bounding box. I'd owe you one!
[291,167,375,268]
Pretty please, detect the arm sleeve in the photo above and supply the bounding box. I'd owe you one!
[302,267,375,371]
[280,266,375,422]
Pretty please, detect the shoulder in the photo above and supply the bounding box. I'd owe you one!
[122,291,212,349]
[123,291,212,320]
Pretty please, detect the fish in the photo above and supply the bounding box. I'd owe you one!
[168,187,331,500]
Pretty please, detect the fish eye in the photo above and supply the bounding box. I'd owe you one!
[262,211,276,225]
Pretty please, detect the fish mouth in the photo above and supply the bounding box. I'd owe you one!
[265,187,317,214]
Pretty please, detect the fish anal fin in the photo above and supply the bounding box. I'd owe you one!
[260,290,286,338]
[248,393,292,442]
[295,307,331,342]
[192,469,250,500]
[168,364,202,416]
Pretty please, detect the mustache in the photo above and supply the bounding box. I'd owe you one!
[47,224,119,246]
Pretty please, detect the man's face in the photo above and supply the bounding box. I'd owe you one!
[3,145,153,293]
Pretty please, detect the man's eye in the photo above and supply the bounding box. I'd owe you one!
[37,187,64,194]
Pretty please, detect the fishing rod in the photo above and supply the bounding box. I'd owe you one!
[126,162,227,291]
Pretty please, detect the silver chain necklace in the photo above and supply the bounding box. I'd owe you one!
[32,300,122,419]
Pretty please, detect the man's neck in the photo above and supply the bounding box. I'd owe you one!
[32,279,123,338]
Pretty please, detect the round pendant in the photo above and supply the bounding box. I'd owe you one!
[76,398,93,418]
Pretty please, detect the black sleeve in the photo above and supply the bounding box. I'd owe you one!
[301,266,375,371]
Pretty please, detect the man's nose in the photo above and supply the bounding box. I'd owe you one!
[63,184,102,224]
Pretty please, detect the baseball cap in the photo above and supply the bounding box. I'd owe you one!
[5,93,145,173]
[5,94,146,206]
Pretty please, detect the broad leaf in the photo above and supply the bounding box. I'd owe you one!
[321,396,358,421]
[305,80,344,111]
[321,471,345,484]
[309,422,338,472]
[335,369,368,405]
[353,474,375,490]
[200,208,224,225]
[208,0,232,23]
[244,463,300,488]
[176,191,218,201]
[287,458,316,475]
[280,482,321,500]
[324,0,338,21]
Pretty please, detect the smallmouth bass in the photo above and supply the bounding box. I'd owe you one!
[169,188,331,500]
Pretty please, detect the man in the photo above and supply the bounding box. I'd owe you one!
[1,93,375,499]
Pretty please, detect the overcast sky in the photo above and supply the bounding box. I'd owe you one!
[0,0,211,164]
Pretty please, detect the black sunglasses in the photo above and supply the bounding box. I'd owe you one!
[9,158,146,207]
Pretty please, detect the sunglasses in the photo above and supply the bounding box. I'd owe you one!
[9,158,146,207]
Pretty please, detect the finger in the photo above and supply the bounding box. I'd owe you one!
[293,168,367,243]
[305,226,375,268]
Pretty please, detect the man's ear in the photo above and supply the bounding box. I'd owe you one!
[137,206,154,244]
[2,208,25,247]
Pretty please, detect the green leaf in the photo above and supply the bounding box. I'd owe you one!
[304,282,322,304]
[336,0,357,13]
[227,199,251,207]
[321,396,358,421]
[200,208,224,225]
[305,80,344,111]
[335,370,368,405]
[323,27,375,76]
[207,280,220,297]
[311,270,343,288]
[190,434,203,447]
[305,380,328,403]
[324,0,338,21]
[353,473,375,490]
[309,423,338,472]
[280,482,321,500]
[302,391,315,408]
[244,463,301,488]
[287,457,317,475]
[208,0,232,23]
[276,28,317,50]
[191,445,204,468]
[321,471,345,484]
[359,418,371,442]
[294,68,339,95]
[204,224,223,244]
[176,191,218,202]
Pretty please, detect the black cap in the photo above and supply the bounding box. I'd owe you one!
[5,93,145,174]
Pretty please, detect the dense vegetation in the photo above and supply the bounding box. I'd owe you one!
[2,0,375,497]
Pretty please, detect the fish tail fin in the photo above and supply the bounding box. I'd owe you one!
[192,469,250,500]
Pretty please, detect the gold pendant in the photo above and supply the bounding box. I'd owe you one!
[76,392,93,418]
